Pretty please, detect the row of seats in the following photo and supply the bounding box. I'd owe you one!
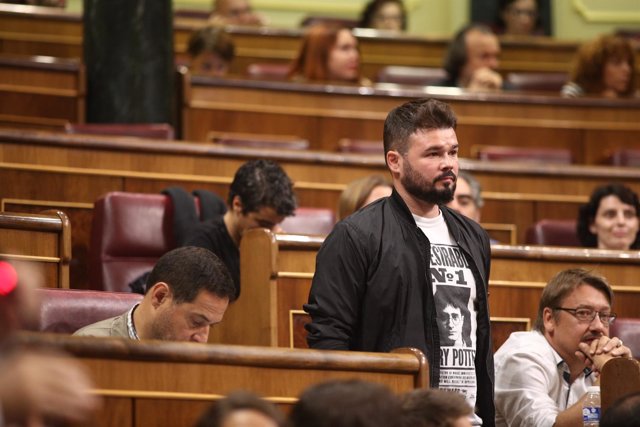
[246,64,569,92]
[90,191,335,292]
[62,124,640,166]
[37,287,640,356]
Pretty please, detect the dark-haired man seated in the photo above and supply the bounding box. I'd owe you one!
[75,247,236,343]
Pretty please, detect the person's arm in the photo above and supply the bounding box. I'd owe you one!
[495,350,566,427]
[0,351,99,424]
[304,222,368,350]
[553,397,587,427]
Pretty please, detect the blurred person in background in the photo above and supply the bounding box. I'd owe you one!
[187,26,235,77]
[495,0,543,36]
[358,0,407,32]
[577,183,640,250]
[561,34,636,98]
[289,24,371,85]
[209,0,265,26]
[338,175,392,221]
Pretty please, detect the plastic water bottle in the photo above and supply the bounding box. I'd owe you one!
[583,385,601,426]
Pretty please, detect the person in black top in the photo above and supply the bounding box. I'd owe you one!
[185,159,296,299]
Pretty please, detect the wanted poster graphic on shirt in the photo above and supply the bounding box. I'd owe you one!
[430,244,478,413]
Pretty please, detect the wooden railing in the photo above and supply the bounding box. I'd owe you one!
[16,331,428,427]
[0,210,71,288]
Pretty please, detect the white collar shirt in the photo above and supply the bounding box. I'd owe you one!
[494,330,595,427]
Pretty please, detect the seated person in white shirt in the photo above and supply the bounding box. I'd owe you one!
[494,268,632,427]
[75,246,236,343]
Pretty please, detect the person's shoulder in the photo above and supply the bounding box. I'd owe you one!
[185,217,225,240]
[73,313,127,338]
[561,82,584,98]
[495,330,550,360]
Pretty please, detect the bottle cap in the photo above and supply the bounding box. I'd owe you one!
[587,386,600,393]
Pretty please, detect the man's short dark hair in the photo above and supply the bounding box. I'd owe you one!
[146,246,237,303]
[194,390,286,427]
[577,183,640,249]
[601,391,640,427]
[443,24,494,83]
[289,379,402,427]
[383,98,457,160]
[533,268,613,332]
[227,160,297,216]
[187,25,235,62]
[401,388,472,427]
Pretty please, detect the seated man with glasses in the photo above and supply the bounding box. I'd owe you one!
[494,268,632,427]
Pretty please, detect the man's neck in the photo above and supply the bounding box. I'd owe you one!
[223,211,241,247]
[395,186,440,218]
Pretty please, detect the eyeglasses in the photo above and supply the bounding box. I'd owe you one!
[553,307,617,325]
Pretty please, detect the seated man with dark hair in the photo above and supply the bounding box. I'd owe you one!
[75,246,236,343]
[209,0,265,26]
[187,25,235,77]
[185,159,297,299]
[401,388,473,427]
[194,390,286,427]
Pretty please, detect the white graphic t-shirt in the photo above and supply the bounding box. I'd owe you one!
[413,210,481,426]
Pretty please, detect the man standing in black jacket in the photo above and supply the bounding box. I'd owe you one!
[305,98,494,426]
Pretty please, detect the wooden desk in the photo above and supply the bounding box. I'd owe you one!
[0,54,85,130]
[601,358,640,414]
[17,332,428,427]
[0,210,71,288]
[2,128,640,289]
[182,76,640,164]
[225,230,640,351]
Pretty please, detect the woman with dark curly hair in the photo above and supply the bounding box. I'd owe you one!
[561,34,636,98]
[358,0,407,32]
[577,183,640,250]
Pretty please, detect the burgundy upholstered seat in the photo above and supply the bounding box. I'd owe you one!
[609,318,640,358]
[88,192,177,292]
[37,288,142,334]
[376,66,447,86]
[525,219,580,246]
[475,145,573,164]
[607,149,640,167]
[337,138,384,155]
[505,72,568,92]
[280,207,336,236]
[65,123,175,140]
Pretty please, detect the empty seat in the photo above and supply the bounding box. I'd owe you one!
[609,318,640,358]
[337,138,383,155]
[246,63,290,81]
[280,207,336,236]
[299,16,358,28]
[606,149,640,167]
[505,72,568,92]
[65,123,175,140]
[37,288,142,334]
[525,219,580,246]
[88,192,177,292]
[474,145,573,164]
[376,66,447,86]
[208,131,310,150]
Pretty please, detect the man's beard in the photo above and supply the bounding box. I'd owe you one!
[401,158,456,205]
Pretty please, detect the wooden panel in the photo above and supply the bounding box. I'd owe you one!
[3,199,92,289]
[16,331,428,427]
[601,358,640,414]
[0,210,70,288]
[182,77,640,163]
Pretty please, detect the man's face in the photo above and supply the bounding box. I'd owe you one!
[217,0,256,25]
[191,52,229,77]
[151,289,229,343]
[544,284,611,365]
[447,176,480,222]
[460,30,500,83]
[394,128,459,206]
[440,304,464,344]
[238,206,286,236]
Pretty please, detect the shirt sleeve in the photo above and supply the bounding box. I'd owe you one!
[304,221,369,350]
[495,350,561,427]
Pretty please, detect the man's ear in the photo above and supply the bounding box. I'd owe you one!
[149,282,171,308]
[231,195,243,214]
[542,307,555,334]
[386,150,402,175]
